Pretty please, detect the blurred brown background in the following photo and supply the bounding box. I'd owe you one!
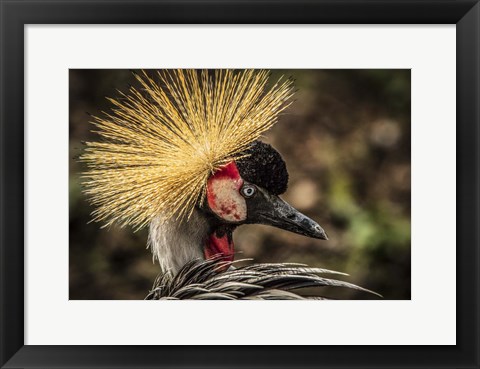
[69,69,411,300]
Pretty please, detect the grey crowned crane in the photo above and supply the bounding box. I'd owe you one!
[81,69,378,299]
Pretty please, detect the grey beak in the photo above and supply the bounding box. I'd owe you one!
[247,188,328,240]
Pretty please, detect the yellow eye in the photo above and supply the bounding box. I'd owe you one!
[241,185,256,198]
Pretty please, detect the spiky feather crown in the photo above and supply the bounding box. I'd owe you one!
[80,69,294,230]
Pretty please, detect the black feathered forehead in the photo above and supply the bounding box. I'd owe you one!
[236,141,289,195]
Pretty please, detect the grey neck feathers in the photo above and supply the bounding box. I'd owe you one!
[148,209,210,275]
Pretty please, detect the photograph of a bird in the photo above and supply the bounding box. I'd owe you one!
[80,69,377,299]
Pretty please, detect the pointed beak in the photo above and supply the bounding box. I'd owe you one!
[247,188,328,240]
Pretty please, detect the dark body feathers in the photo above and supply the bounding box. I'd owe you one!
[146,256,380,300]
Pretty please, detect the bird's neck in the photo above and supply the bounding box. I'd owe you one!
[148,209,235,275]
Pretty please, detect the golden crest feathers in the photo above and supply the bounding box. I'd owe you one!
[80,69,294,230]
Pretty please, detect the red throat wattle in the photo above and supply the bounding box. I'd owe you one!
[204,162,245,266]
[204,231,235,264]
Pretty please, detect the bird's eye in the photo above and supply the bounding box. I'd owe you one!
[241,184,256,198]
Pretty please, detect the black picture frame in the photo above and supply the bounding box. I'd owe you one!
[1,1,479,368]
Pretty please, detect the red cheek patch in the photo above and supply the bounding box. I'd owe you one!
[207,162,247,222]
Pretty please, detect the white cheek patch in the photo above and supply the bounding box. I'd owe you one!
[207,177,247,222]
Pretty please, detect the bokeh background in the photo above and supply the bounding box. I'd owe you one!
[69,69,411,300]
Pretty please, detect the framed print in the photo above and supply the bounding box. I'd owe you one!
[1,1,479,368]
